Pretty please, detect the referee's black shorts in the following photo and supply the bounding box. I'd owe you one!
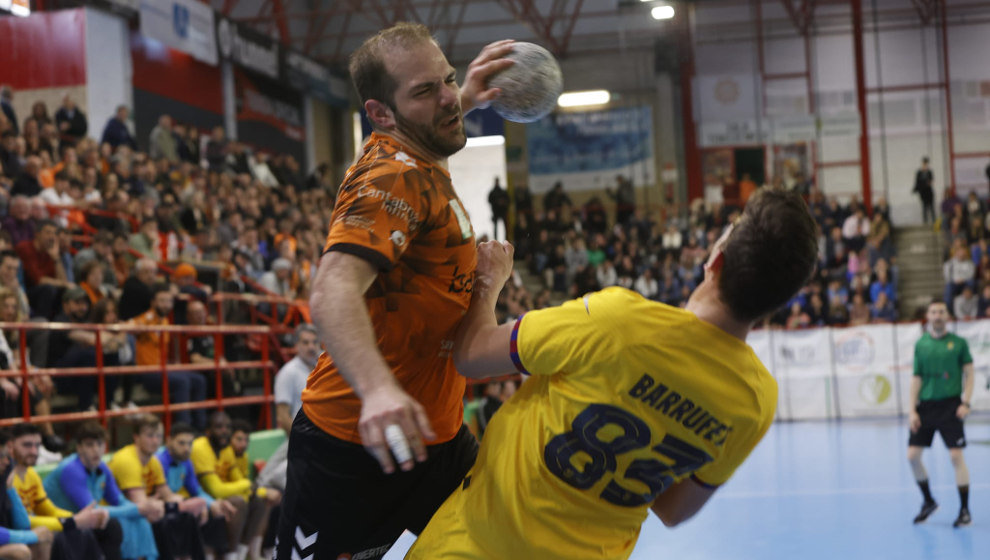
[274,408,479,560]
[909,396,967,449]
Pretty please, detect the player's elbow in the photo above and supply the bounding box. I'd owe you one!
[452,349,484,379]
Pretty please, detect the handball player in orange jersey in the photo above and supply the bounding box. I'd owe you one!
[274,22,516,560]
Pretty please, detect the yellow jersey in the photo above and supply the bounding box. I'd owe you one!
[191,436,252,499]
[108,444,166,496]
[11,467,72,531]
[216,446,249,483]
[408,288,777,560]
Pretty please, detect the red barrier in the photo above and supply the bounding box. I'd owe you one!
[0,321,276,433]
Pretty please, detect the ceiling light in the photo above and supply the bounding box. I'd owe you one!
[652,5,675,20]
[557,90,610,108]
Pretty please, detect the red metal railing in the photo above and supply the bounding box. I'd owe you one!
[0,321,276,434]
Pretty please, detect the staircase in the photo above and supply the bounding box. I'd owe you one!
[894,225,945,320]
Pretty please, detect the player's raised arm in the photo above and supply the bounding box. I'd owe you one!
[453,241,516,378]
[459,40,515,114]
[310,251,435,474]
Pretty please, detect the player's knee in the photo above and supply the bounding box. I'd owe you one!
[1,544,32,560]
[104,517,124,545]
[949,448,965,465]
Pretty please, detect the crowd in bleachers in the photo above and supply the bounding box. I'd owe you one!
[498,178,900,330]
[940,187,990,320]
[0,85,335,449]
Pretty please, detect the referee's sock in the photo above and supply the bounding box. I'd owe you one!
[918,479,935,504]
[958,485,969,510]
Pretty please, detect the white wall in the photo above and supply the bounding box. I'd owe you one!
[84,7,131,141]
[448,141,508,241]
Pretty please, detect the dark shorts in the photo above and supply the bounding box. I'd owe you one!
[909,396,967,448]
[274,408,478,560]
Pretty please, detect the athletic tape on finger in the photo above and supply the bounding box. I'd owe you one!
[385,424,413,464]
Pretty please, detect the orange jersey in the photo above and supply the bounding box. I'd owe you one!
[131,309,169,366]
[302,133,476,445]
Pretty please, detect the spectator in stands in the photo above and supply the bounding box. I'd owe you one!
[131,283,207,428]
[73,230,117,292]
[870,291,897,323]
[8,423,109,557]
[807,292,827,326]
[108,415,208,559]
[848,292,871,326]
[223,420,281,559]
[193,411,277,559]
[0,86,16,135]
[842,205,870,253]
[944,245,976,308]
[118,257,157,321]
[258,258,294,299]
[157,422,238,558]
[869,266,896,305]
[205,126,228,172]
[129,218,160,263]
[0,252,29,319]
[0,427,53,560]
[0,131,21,180]
[101,106,136,150]
[913,157,935,224]
[172,263,209,326]
[941,187,962,225]
[543,181,571,214]
[39,172,76,228]
[149,115,178,163]
[827,299,850,325]
[22,101,51,134]
[53,96,87,145]
[273,324,319,434]
[785,300,811,330]
[16,220,72,320]
[633,268,658,300]
[606,174,636,226]
[183,300,238,403]
[56,296,128,412]
[954,285,978,320]
[11,156,41,198]
[979,284,990,318]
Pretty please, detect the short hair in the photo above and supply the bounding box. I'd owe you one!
[169,422,197,438]
[0,250,18,264]
[294,323,318,344]
[151,282,172,298]
[230,419,252,436]
[348,22,436,108]
[718,188,819,323]
[132,414,161,434]
[10,423,42,440]
[36,219,57,232]
[76,421,108,443]
[93,230,114,246]
[208,410,231,430]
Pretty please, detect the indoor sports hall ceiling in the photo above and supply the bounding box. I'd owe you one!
[209,0,692,68]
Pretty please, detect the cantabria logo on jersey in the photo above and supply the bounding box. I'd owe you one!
[859,374,892,405]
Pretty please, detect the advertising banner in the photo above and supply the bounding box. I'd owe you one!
[283,50,350,108]
[832,325,901,416]
[140,0,217,66]
[216,16,278,79]
[235,68,305,166]
[772,329,835,420]
[526,106,655,193]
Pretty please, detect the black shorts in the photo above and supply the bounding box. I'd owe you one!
[909,396,967,448]
[274,408,478,560]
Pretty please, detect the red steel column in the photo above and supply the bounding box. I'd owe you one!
[680,5,703,202]
[851,0,873,212]
[939,0,957,194]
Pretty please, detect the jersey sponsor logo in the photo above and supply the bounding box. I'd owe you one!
[395,150,418,168]
[438,338,454,358]
[342,215,376,232]
[337,543,392,560]
[390,230,407,248]
[627,374,733,445]
[448,199,473,240]
[356,185,421,231]
[544,403,713,506]
[448,265,475,294]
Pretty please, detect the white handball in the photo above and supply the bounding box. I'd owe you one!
[489,42,564,123]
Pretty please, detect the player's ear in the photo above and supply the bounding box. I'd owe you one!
[704,250,724,278]
[365,99,395,130]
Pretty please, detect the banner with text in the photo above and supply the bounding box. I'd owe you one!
[526,106,655,193]
[216,16,278,79]
[139,0,217,66]
[234,68,305,167]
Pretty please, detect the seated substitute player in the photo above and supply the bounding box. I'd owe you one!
[193,412,279,560]
[219,420,280,558]
[907,300,975,527]
[0,428,53,560]
[407,188,820,560]
[7,423,108,560]
[157,422,238,557]
[107,414,208,559]
[44,421,158,560]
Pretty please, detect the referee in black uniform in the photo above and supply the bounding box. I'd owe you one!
[908,301,974,527]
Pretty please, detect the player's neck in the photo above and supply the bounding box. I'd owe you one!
[136,448,151,465]
[685,283,749,341]
[930,326,947,338]
[378,129,449,169]
[13,464,27,477]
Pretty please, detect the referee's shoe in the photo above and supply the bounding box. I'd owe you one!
[913,501,938,524]
[953,508,971,528]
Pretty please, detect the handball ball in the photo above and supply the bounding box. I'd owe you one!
[489,42,563,123]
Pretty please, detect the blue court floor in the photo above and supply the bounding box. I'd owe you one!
[385,416,989,560]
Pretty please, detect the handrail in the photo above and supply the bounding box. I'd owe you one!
[0,321,276,433]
